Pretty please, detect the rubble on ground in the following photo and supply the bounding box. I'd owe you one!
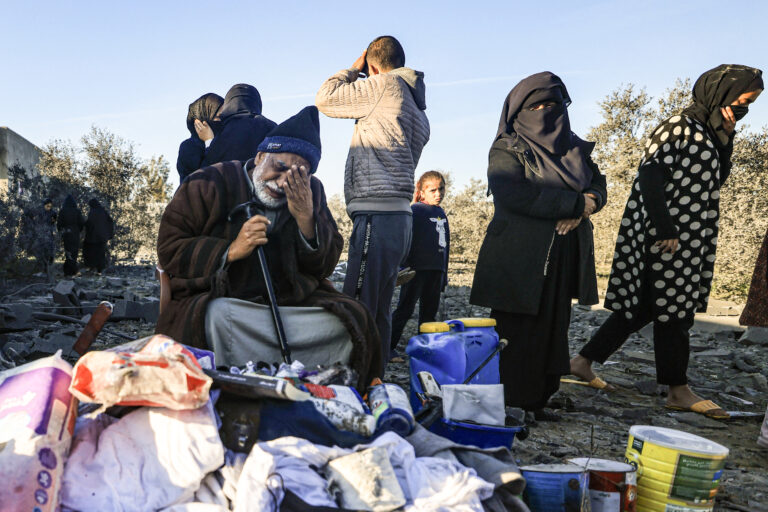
[1,263,766,510]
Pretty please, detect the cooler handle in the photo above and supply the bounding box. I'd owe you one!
[446,319,466,332]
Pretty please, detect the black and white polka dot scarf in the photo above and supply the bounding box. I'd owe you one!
[605,115,720,323]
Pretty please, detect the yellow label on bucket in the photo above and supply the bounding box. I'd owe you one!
[624,426,728,512]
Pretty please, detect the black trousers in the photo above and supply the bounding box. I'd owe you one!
[579,299,694,386]
[390,269,443,350]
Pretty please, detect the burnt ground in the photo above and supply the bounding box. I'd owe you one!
[1,263,767,510]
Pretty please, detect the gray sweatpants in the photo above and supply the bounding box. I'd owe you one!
[343,213,412,369]
[205,298,352,368]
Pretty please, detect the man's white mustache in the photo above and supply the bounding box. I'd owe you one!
[265,181,285,196]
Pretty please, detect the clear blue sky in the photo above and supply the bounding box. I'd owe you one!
[2,0,766,196]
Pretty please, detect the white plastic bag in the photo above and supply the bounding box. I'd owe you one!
[441,384,505,426]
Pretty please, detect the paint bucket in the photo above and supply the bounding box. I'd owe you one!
[568,458,637,512]
[520,463,589,511]
[624,426,728,512]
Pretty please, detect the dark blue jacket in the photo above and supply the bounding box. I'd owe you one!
[406,202,449,272]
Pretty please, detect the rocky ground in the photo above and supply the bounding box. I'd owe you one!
[2,262,767,510]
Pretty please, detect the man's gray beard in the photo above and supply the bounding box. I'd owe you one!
[252,162,287,209]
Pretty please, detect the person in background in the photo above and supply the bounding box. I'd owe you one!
[571,65,763,420]
[470,72,607,422]
[176,93,224,182]
[390,171,450,361]
[201,84,276,167]
[57,194,85,276]
[740,228,768,328]
[83,198,114,274]
[315,35,430,368]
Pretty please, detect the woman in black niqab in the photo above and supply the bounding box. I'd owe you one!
[176,93,224,181]
[201,84,277,167]
[496,72,595,192]
[470,72,607,420]
[83,198,114,274]
[57,194,85,275]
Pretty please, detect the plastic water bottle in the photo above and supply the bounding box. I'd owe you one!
[367,380,415,437]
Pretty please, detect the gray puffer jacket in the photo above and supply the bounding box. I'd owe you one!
[316,67,430,215]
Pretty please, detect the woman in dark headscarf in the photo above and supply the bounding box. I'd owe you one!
[83,198,115,274]
[201,84,277,167]
[572,65,763,419]
[470,72,607,420]
[176,93,224,181]
[57,195,85,275]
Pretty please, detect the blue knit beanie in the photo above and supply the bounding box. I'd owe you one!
[257,106,322,173]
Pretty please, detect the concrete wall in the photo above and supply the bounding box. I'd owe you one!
[0,127,41,193]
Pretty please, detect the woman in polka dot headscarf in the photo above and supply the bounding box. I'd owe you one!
[571,65,763,420]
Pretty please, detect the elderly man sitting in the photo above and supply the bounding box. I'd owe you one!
[155,106,381,387]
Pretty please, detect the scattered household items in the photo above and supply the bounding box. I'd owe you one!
[408,318,525,448]
[625,425,729,512]
[69,335,212,410]
[368,379,415,437]
[224,433,495,511]
[61,402,224,511]
[0,352,77,512]
[519,463,589,512]
[441,384,505,427]
[326,446,406,511]
[568,457,637,512]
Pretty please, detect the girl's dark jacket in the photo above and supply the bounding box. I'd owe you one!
[470,133,607,315]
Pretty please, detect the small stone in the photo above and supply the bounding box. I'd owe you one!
[739,327,768,346]
[695,348,733,359]
[112,300,144,320]
[669,412,728,429]
[106,277,125,287]
[52,280,82,315]
[624,350,656,365]
[635,379,659,396]
[141,299,160,324]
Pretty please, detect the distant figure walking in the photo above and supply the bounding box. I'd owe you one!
[201,84,276,167]
[315,35,430,367]
[470,72,607,420]
[176,93,224,181]
[83,198,114,274]
[390,171,450,359]
[57,195,85,276]
[571,65,763,420]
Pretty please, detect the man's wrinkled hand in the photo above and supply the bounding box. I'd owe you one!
[556,218,581,235]
[227,215,270,263]
[285,165,315,239]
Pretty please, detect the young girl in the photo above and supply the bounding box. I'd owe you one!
[390,171,450,359]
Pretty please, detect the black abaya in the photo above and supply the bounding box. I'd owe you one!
[491,228,578,410]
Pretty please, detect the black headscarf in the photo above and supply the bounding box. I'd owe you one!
[216,84,263,123]
[186,93,224,138]
[63,195,76,209]
[681,64,763,150]
[496,72,594,192]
